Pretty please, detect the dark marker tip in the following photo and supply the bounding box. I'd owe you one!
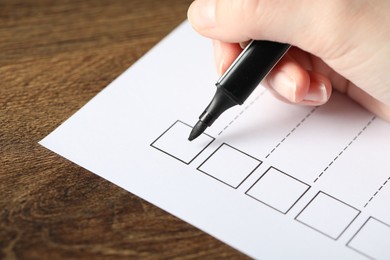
[188,120,208,141]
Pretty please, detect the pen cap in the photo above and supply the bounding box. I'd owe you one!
[217,41,290,104]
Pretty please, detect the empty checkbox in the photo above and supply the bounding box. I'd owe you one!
[151,120,214,164]
[197,143,262,189]
[347,217,390,259]
[246,167,310,214]
[295,192,360,240]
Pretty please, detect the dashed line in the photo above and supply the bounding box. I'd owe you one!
[218,91,265,136]
[364,176,390,207]
[313,116,376,183]
[265,107,318,159]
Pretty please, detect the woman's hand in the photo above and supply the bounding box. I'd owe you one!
[188,0,390,120]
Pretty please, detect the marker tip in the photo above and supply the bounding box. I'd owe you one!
[188,120,208,141]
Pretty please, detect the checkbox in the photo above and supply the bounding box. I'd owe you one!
[295,192,360,240]
[197,143,262,189]
[246,167,310,214]
[151,120,214,164]
[347,217,390,259]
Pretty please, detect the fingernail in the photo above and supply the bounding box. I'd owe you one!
[303,83,327,104]
[269,71,297,102]
[239,41,250,49]
[188,0,217,28]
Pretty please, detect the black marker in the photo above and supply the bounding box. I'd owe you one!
[188,40,290,141]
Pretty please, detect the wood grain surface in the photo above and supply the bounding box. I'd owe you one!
[0,0,249,259]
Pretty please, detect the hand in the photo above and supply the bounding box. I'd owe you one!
[187,0,390,121]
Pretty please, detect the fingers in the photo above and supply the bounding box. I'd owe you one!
[300,72,332,105]
[265,54,310,103]
[266,57,332,106]
[214,41,332,105]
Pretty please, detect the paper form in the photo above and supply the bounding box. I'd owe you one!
[40,21,390,259]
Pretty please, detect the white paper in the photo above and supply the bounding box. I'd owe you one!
[40,21,390,259]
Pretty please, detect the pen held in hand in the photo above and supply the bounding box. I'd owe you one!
[189,40,291,141]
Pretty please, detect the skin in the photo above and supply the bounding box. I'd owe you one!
[187,0,390,121]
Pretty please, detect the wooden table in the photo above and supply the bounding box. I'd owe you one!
[0,0,249,258]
